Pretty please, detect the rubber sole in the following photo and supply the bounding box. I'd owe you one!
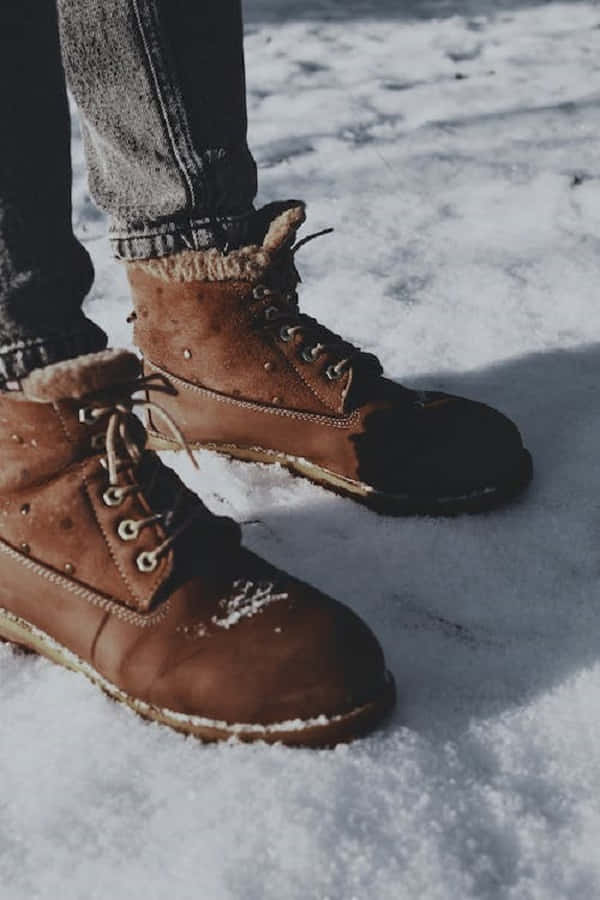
[147,431,534,516]
[0,606,396,747]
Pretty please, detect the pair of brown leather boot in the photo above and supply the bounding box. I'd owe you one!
[0,203,531,746]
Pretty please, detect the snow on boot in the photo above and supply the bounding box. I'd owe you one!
[0,350,394,745]
[126,202,532,515]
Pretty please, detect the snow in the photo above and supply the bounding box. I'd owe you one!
[3,1,600,897]
[211,580,289,630]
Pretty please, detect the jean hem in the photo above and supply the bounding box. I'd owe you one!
[110,208,257,260]
[0,323,108,389]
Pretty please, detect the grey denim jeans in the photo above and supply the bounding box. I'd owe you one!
[0,0,258,385]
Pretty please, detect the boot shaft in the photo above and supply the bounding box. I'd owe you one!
[0,350,176,613]
[0,351,141,493]
[0,395,83,493]
[126,203,358,417]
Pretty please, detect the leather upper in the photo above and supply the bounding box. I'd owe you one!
[0,357,389,727]
[129,260,526,498]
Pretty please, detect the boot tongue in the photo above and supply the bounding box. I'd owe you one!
[138,451,242,585]
[19,350,141,403]
[251,201,306,252]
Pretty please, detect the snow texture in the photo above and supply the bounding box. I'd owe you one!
[211,580,289,630]
[3,2,600,897]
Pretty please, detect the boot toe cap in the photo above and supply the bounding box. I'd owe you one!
[148,555,391,736]
[412,395,528,497]
[357,391,530,502]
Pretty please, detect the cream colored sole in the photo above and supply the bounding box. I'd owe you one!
[0,606,395,747]
[148,432,380,499]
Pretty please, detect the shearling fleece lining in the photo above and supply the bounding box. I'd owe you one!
[126,204,307,283]
[20,350,141,403]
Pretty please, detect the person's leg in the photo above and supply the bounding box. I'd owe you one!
[81,1,530,516]
[0,0,106,388]
[0,1,393,746]
[56,0,258,260]
[54,0,531,517]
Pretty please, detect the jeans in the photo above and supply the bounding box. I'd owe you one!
[0,0,257,385]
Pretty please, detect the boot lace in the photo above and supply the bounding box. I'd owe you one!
[252,229,383,381]
[78,375,202,574]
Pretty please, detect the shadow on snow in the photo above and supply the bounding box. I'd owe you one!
[244,0,587,25]
[240,342,600,744]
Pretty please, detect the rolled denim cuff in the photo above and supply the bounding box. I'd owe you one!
[110,208,258,261]
[0,319,108,390]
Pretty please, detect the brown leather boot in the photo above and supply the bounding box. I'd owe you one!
[0,350,394,746]
[127,202,533,515]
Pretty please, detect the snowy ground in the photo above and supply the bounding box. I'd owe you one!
[3,1,600,897]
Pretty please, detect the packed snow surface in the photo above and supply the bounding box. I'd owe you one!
[3,1,600,897]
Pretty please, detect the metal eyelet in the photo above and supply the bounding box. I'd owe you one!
[253,285,267,300]
[301,346,318,363]
[279,325,294,342]
[91,433,106,451]
[264,305,279,321]
[78,407,97,425]
[136,551,158,573]
[102,486,125,507]
[118,519,140,541]
[325,364,344,381]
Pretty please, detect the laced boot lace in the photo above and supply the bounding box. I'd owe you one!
[78,375,202,574]
[252,228,383,382]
